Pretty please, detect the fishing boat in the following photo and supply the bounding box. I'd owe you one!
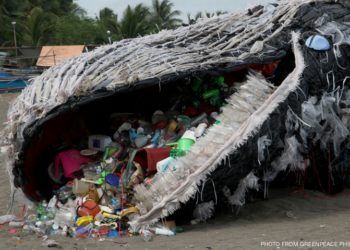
[0,49,42,92]
[0,68,41,92]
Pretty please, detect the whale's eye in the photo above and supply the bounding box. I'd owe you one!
[305,35,331,51]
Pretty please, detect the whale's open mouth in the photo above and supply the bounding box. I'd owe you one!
[10,33,299,230]
[3,0,350,232]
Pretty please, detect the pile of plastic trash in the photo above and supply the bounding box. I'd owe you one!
[0,75,233,241]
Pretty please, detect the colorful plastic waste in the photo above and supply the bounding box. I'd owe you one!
[177,131,196,152]
[2,73,231,241]
[77,200,101,218]
[76,216,94,226]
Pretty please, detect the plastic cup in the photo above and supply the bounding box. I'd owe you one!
[174,130,196,153]
[177,138,195,152]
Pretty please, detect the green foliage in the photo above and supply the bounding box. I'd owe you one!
[118,4,151,38]
[0,0,80,46]
[22,7,56,46]
[151,0,181,31]
[51,14,105,45]
[98,7,120,41]
[0,0,224,47]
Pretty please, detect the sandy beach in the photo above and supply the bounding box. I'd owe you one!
[0,93,350,250]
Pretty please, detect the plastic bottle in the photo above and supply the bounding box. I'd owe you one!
[37,201,48,220]
[151,130,161,145]
[135,135,149,148]
[9,221,25,228]
[72,179,90,195]
[118,122,132,133]
[0,214,16,224]
[110,197,120,211]
[49,224,60,236]
[154,227,175,236]
[156,157,174,173]
[88,185,100,202]
[195,123,207,138]
[140,229,154,241]
[191,113,208,127]
[48,195,57,209]
[53,206,75,228]
[25,214,37,226]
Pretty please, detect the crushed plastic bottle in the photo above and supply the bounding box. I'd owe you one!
[9,221,25,228]
[154,226,175,236]
[0,214,16,224]
[195,123,207,138]
[53,205,76,228]
[140,229,154,241]
[36,201,47,220]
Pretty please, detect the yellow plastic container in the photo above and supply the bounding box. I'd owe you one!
[76,215,94,226]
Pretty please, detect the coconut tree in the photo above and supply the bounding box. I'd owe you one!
[22,7,56,46]
[0,0,30,46]
[99,7,119,40]
[151,0,181,31]
[118,4,151,39]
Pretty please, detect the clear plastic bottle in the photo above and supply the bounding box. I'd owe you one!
[0,215,16,224]
[140,229,154,241]
[53,206,76,228]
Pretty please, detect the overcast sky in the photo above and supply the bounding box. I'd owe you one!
[76,0,271,20]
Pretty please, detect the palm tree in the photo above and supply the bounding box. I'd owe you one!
[70,3,87,18]
[22,7,56,46]
[151,0,181,31]
[0,0,31,45]
[99,7,118,33]
[98,7,119,42]
[118,4,150,39]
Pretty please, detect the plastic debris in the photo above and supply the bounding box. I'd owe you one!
[42,238,62,248]
[1,73,232,242]
[153,227,175,236]
[0,215,16,224]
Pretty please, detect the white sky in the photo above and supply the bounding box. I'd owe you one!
[75,0,271,20]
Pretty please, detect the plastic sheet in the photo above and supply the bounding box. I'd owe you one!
[192,201,214,222]
[301,93,349,156]
[257,135,271,164]
[271,135,305,172]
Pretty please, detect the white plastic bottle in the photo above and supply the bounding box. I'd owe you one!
[0,214,16,224]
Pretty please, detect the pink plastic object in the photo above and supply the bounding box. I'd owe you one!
[54,149,92,179]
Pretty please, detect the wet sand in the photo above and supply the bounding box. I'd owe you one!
[0,93,350,250]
